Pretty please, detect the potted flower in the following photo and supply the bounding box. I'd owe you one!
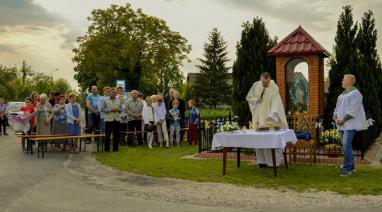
[320,129,342,157]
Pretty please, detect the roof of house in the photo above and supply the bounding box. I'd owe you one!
[268,26,330,57]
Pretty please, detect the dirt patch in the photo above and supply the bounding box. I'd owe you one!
[64,150,382,210]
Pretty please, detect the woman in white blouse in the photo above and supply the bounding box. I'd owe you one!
[142,96,155,149]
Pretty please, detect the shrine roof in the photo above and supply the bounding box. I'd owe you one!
[268,26,330,57]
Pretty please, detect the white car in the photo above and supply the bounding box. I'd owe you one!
[6,102,26,133]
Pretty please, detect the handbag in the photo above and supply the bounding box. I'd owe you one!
[144,122,156,132]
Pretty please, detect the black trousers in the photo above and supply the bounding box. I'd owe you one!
[128,120,143,146]
[0,117,7,134]
[88,112,100,133]
[119,123,128,144]
[105,120,120,152]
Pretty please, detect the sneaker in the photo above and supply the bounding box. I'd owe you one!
[340,170,351,177]
[340,165,356,173]
[4,133,8,135]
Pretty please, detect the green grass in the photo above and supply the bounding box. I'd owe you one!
[197,108,231,119]
[95,145,382,195]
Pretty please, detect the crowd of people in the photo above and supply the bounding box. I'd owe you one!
[2,86,200,153]
[85,86,199,152]
[7,91,81,153]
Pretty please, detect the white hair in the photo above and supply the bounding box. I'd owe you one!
[39,93,48,100]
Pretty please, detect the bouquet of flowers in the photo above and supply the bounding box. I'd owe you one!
[218,121,240,132]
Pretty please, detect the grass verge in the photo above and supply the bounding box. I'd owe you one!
[95,145,382,195]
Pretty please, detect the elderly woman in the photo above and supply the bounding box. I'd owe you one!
[65,92,81,153]
[52,95,67,150]
[155,95,169,148]
[35,94,53,135]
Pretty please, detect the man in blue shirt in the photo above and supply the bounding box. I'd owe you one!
[86,86,101,134]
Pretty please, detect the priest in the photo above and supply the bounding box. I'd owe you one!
[246,72,288,168]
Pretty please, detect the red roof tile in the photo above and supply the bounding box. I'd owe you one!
[268,26,330,57]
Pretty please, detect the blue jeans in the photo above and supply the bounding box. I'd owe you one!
[170,125,180,145]
[99,118,105,132]
[339,130,356,172]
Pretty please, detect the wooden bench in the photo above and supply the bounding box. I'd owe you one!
[120,128,190,145]
[28,134,105,158]
[17,134,67,154]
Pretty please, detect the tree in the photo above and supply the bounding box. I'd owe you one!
[0,62,72,101]
[194,28,231,108]
[324,5,359,128]
[73,4,191,93]
[0,65,17,100]
[231,18,276,125]
[356,10,382,139]
[52,78,72,95]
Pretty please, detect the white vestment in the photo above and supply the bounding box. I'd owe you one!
[246,80,289,166]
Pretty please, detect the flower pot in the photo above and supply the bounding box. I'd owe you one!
[327,151,341,158]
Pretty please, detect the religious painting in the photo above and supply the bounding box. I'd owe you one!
[289,72,308,113]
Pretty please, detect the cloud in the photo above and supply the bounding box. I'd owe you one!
[210,0,339,32]
[0,0,63,26]
[0,0,78,50]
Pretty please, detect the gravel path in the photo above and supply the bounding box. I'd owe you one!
[66,149,382,210]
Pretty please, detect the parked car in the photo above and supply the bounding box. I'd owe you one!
[6,102,26,132]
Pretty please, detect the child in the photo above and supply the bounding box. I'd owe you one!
[10,97,36,151]
[155,95,169,148]
[169,100,181,147]
[188,99,199,145]
[142,96,155,149]
[65,92,81,154]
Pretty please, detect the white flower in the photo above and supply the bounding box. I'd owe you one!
[366,118,375,128]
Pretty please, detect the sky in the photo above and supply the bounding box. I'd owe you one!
[0,0,381,90]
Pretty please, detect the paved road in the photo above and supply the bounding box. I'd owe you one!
[0,133,245,212]
[0,132,380,212]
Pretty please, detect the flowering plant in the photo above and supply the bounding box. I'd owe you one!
[320,129,342,152]
[366,118,375,128]
[320,129,341,144]
[324,143,342,152]
[218,121,240,132]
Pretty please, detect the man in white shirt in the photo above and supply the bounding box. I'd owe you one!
[100,87,122,152]
[334,74,366,177]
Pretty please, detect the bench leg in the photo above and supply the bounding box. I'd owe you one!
[42,142,45,158]
[97,138,100,152]
[37,142,40,158]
